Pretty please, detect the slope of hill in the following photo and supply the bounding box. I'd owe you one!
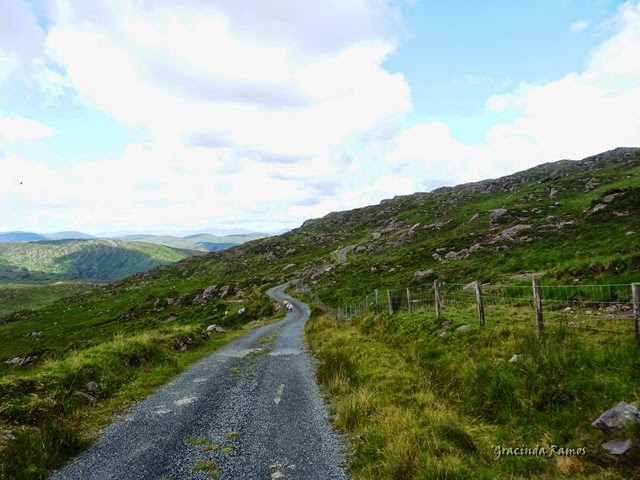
[0,239,202,282]
[116,232,269,252]
[0,147,639,479]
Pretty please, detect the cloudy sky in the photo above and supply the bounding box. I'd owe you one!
[2,0,639,235]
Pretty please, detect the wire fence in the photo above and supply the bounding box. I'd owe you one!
[301,279,640,345]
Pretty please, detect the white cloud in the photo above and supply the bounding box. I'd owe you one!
[389,0,640,188]
[569,20,589,33]
[0,113,55,141]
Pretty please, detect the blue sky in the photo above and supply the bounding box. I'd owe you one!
[1,0,639,234]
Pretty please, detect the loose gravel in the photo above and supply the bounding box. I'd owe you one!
[49,283,350,480]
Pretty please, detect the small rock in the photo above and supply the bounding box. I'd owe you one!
[4,355,37,366]
[85,381,100,396]
[586,310,593,315]
[23,330,43,337]
[489,207,510,226]
[441,320,452,328]
[563,307,573,312]
[508,354,519,363]
[438,331,449,338]
[626,231,635,236]
[602,439,631,455]
[592,401,640,434]
[207,324,226,333]
[413,269,433,280]
[456,324,471,331]
[237,307,246,315]
[0,431,16,441]
[73,391,97,403]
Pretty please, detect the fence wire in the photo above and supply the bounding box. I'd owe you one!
[304,280,639,345]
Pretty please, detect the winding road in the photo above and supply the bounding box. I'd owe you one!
[50,284,349,480]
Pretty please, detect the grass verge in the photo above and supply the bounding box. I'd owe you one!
[304,306,640,479]
[0,317,277,480]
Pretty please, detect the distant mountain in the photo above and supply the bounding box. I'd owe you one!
[43,231,95,240]
[116,233,268,252]
[0,239,202,282]
[0,232,48,243]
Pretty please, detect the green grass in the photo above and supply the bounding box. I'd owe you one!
[0,282,91,317]
[305,304,640,479]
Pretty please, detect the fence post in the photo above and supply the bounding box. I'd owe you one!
[434,280,441,318]
[633,283,640,345]
[532,278,544,336]
[387,290,393,315]
[406,287,412,314]
[375,289,380,313]
[474,281,485,327]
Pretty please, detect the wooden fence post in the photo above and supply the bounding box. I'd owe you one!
[434,280,441,318]
[375,289,380,313]
[633,283,640,345]
[474,281,485,327]
[406,287,412,314]
[532,278,544,336]
[387,290,394,315]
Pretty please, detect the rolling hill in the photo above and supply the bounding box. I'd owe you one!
[115,232,269,252]
[0,239,202,283]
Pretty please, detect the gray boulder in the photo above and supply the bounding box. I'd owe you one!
[592,401,640,434]
[601,439,631,455]
[206,324,226,333]
[489,208,511,226]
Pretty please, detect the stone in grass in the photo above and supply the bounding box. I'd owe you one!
[73,391,97,403]
[207,324,226,333]
[441,320,452,328]
[508,354,519,363]
[85,381,100,397]
[592,401,640,435]
[438,330,449,338]
[602,439,631,455]
[456,324,471,331]
[0,431,16,441]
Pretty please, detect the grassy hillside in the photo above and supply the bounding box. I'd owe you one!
[0,239,202,283]
[116,232,269,252]
[0,147,639,479]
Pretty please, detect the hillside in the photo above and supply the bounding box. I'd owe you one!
[0,239,202,283]
[1,147,639,479]
[116,232,269,252]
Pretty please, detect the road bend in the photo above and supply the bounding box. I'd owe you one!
[50,283,349,480]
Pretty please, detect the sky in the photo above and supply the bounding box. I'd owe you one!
[1,0,639,235]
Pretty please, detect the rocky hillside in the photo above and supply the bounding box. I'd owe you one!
[149,147,639,306]
[0,239,202,282]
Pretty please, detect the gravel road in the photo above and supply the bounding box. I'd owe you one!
[50,283,350,480]
[336,245,355,264]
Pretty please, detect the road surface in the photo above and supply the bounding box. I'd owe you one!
[336,245,355,264]
[50,283,349,480]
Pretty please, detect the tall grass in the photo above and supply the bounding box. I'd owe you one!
[305,303,640,479]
